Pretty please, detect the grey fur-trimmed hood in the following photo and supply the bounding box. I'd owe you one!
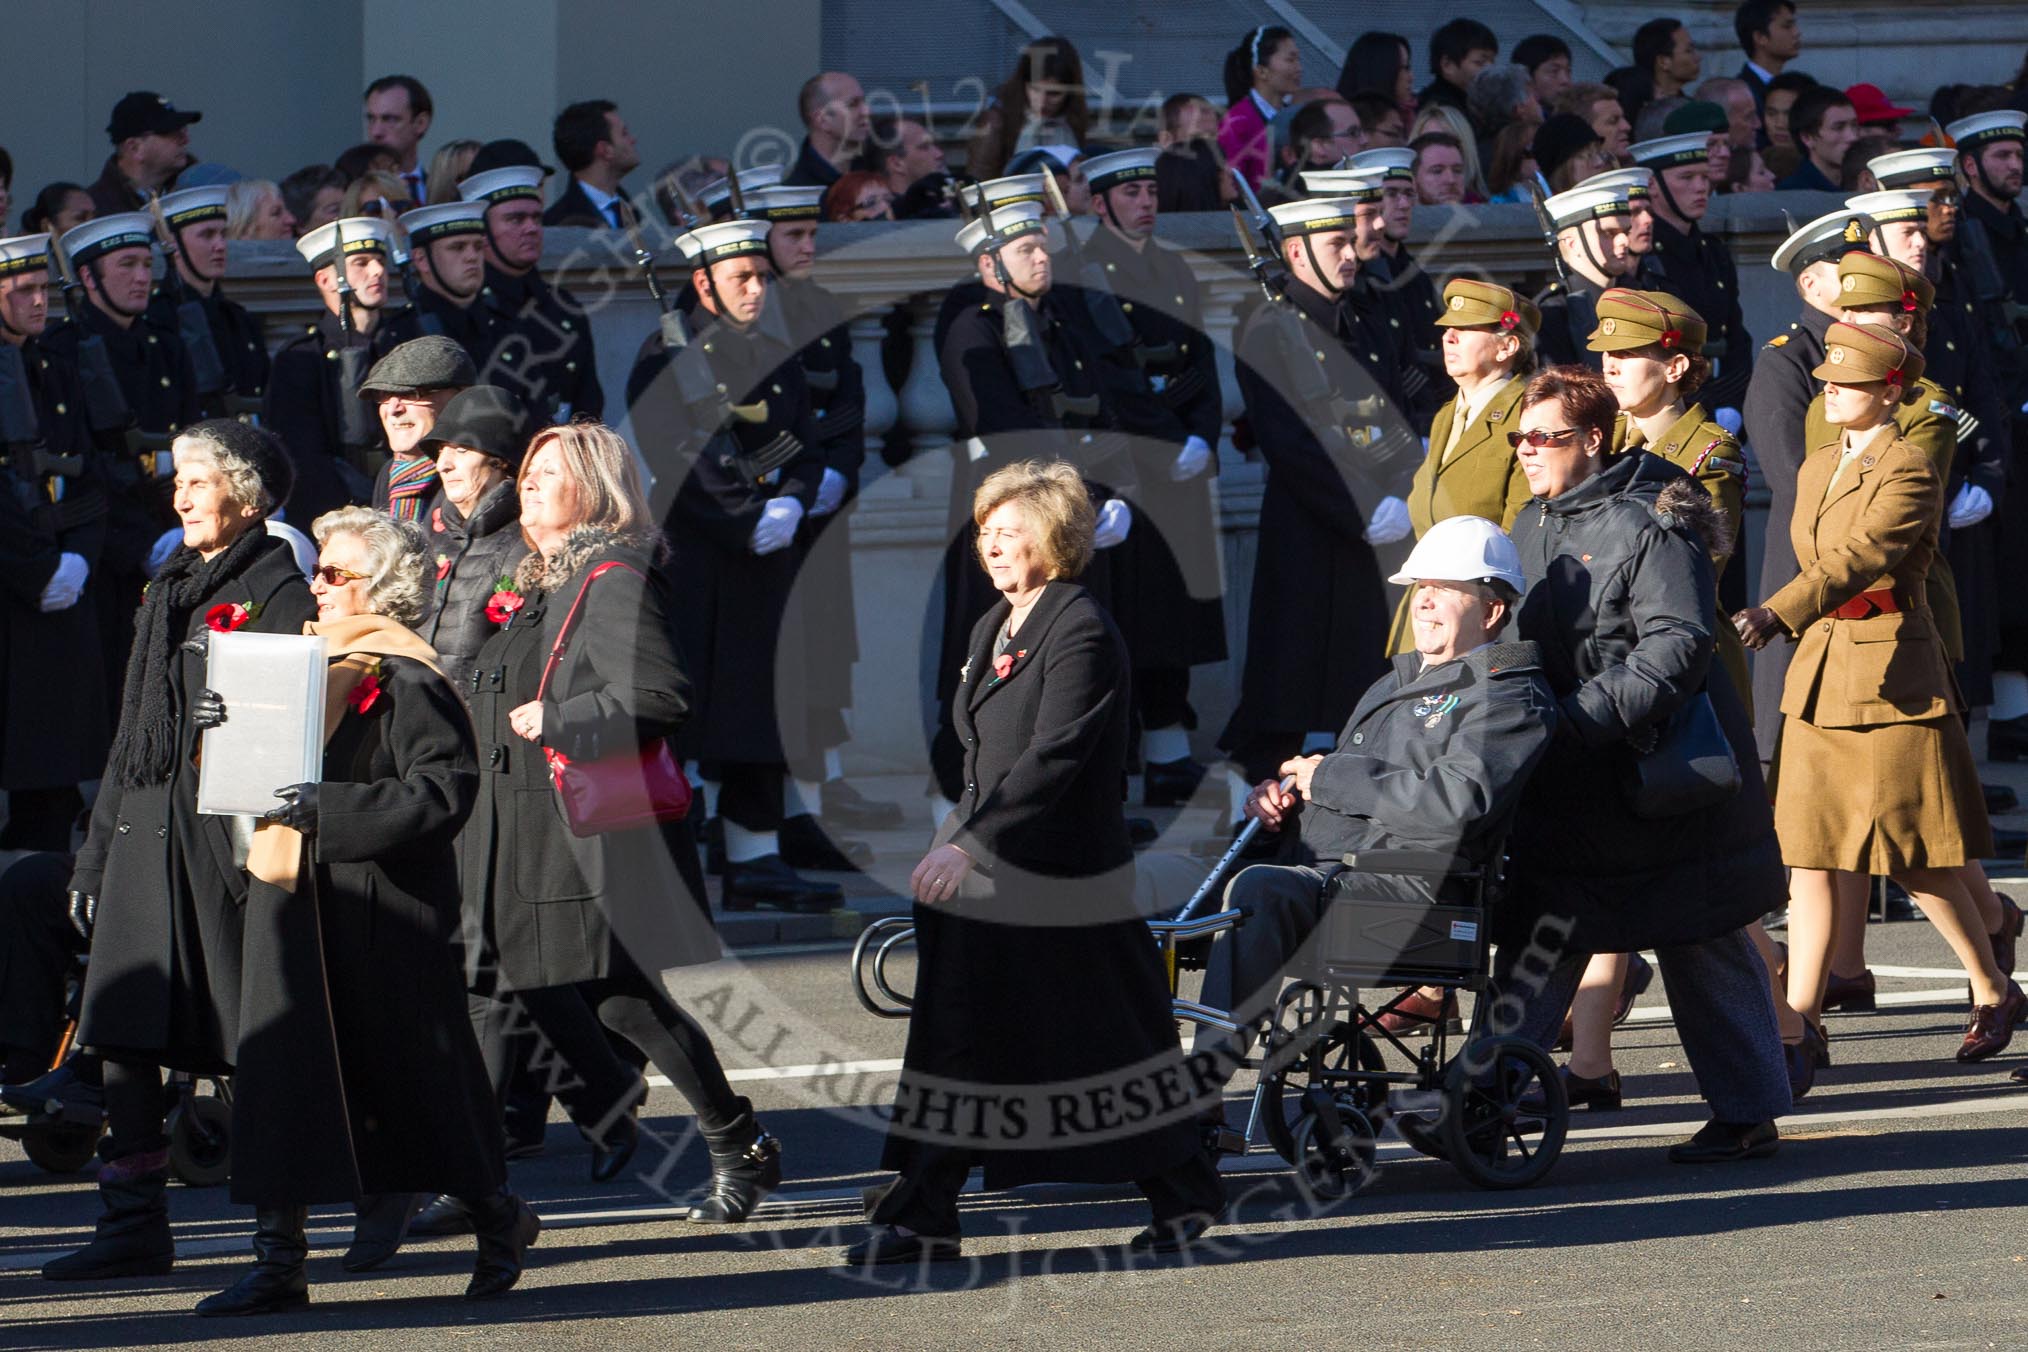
[1653,477,1732,561]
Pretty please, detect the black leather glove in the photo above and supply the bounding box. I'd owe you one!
[190,687,228,731]
[264,783,320,833]
[67,890,96,940]
[179,636,209,657]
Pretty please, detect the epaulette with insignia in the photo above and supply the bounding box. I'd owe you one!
[1707,455,1747,478]
[1765,334,1789,348]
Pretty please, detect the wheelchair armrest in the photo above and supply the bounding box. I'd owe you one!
[1147,912,1246,944]
[1338,848,1472,877]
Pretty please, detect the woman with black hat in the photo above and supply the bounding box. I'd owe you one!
[415,384,533,688]
[44,420,315,1284]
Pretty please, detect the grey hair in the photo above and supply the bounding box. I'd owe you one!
[311,505,428,625]
[1469,64,1536,129]
[173,428,272,516]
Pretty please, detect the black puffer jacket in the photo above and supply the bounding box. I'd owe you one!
[1503,450,1782,952]
[417,480,529,691]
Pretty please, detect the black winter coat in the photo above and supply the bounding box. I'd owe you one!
[70,538,316,1069]
[417,480,529,691]
[459,540,719,991]
[145,281,269,417]
[230,650,503,1206]
[1504,451,1783,952]
[473,264,603,425]
[890,582,1203,1188]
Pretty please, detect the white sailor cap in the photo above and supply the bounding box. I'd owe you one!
[459,166,546,206]
[1582,167,1655,201]
[1347,147,1415,182]
[1268,196,1363,237]
[0,233,50,279]
[155,185,230,229]
[1299,169,1385,202]
[1845,189,1932,225]
[398,201,488,246]
[955,201,1049,255]
[1626,132,1709,170]
[698,165,786,214]
[1769,208,1876,275]
[1866,147,1957,189]
[674,218,773,266]
[1945,109,2027,151]
[60,213,155,268]
[959,174,1050,213]
[1543,182,1631,229]
[1081,147,1159,193]
[296,216,393,271]
[744,185,824,223]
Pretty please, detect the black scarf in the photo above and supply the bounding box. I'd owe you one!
[109,527,279,789]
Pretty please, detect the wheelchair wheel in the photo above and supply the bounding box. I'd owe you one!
[167,1093,231,1187]
[1437,1035,1567,1190]
[1259,1020,1387,1165]
[1289,1093,1378,1202]
[22,1119,103,1174]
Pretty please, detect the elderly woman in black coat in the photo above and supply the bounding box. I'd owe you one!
[413,421,781,1232]
[414,385,533,689]
[850,459,1223,1267]
[1484,366,1791,1163]
[44,421,314,1284]
[189,506,536,1315]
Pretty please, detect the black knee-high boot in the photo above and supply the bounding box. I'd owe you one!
[40,1141,175,1281]
[195,1207,309,1316]
[686,1100,782,1223]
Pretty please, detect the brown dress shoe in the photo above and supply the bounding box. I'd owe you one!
[1821,968,1876,1013]
[1376,987,1460,1036]
[1957,981,2026,1063]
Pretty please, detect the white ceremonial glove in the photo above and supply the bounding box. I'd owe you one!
[1093,497,1133,549]
[1169,435,1213,482]
[749,496,807,555]
[38,552,89,612]
[1948,481,1995,530]
[1714,406,1743,436]
[1362,495,1411,545]
[812,467,848,516]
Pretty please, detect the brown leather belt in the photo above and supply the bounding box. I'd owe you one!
[1833,588,1900,620]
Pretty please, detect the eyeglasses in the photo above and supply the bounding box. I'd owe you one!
[312,564,369,586]
[1506,427,1583,449]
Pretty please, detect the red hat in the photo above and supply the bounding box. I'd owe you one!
[1845,83,1914,126]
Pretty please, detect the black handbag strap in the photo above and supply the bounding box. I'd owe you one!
[535,560,640,704]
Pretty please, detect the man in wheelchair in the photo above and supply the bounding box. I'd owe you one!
[1190,517,1558,1090]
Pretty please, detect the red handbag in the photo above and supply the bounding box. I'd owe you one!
[535,561,693,837]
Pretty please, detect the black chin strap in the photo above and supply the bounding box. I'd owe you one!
[1573,221,1616,283]
[989,245,1043,302]
[85,259,150,321]
[1298,233,1343,298]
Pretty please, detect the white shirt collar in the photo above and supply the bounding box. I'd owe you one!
[1250,89,1280,121]
[1745,59,1777,85]
[575,177,622,215]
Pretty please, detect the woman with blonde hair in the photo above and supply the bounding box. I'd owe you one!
[410,421,784,1234]
[224,179,296,240]
[850,459,1223,1265]
[1411,103,1486,200]
[425,139,484,206]
[340,170,415,221]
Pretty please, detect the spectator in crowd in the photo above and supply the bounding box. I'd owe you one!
[862,115,947,209]
[1485,121,1541,202]
[412,386,533,688]
[1335,30,1414,118]
[1662,98,1735,186]
[339,171,414,221]
[1607,66,1657,145]
[1411,131,1468,205]
[1638,97,1688,143]
[1724,141,1777,193]
[1736,0,1803,114]
[1844,82,1912,132]
[1351,93,1408,148]
[1469,64,1541,155]
[224,179,295,240]
[1155,96,1230,212]
[544,100,641,229]
[648,153,729,226]
[1637,17,1703,103]
[334,142,399,185]
[362,75,432,203]
[1272,97,1363,195]
[1219,25,1304,190]
[1761,70,1818,178]
[276,167,334,228]
[822,171,894,221]
[1005,145,1090,215]
[1535,113,1613,194]
[1514,34,1575,110]
[1158,92,1221,149]
[1699,75,1763,153]
[1412,106,1485,201]
[424,139,483,207]
[1558,83,1632,163]
[1841,132,1898,193]
[1418,19,1498,119]
[89,91,197,215]
[1777,85,1857,191]
[22,182,92,236]
[787,71,872,187]
[965,37,1088,182]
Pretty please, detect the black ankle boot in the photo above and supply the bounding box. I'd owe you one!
[464,1190,541,1300]
[342,1192,418,1272]
[686,1115,782,1223]
[41,1144,175,1281]
[195,1207,309,1315]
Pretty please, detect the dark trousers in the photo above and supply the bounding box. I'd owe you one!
[0,851,84,1080]
[711,762,785,831]
[866,1144,1224,1239]
[1136,667,1194,736]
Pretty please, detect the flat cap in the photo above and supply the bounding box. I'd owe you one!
[356,335,478,399]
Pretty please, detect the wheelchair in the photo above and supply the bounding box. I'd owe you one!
[850,835,1571,1200]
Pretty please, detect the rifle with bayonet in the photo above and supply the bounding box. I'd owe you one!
[1038,170,1140,355]
[146,192,227,399]
[326,219,380,490]
[1523,180,1571,290]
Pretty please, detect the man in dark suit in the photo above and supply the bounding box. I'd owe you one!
[543,100,640,230]
[1734,0,1802,119]
[785,72,869,188]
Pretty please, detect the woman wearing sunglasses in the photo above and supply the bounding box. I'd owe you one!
[190,506,537,1314]
[1489,365,1792,1166]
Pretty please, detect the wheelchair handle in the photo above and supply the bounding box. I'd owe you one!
[850,916,918,1018]
[1173,775,1298,923]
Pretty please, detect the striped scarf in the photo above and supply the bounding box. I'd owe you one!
[386,455,439,522]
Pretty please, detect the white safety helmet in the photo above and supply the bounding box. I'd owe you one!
[1387,515,1526,595]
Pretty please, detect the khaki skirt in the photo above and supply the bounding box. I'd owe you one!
[1773,714,1992,872]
